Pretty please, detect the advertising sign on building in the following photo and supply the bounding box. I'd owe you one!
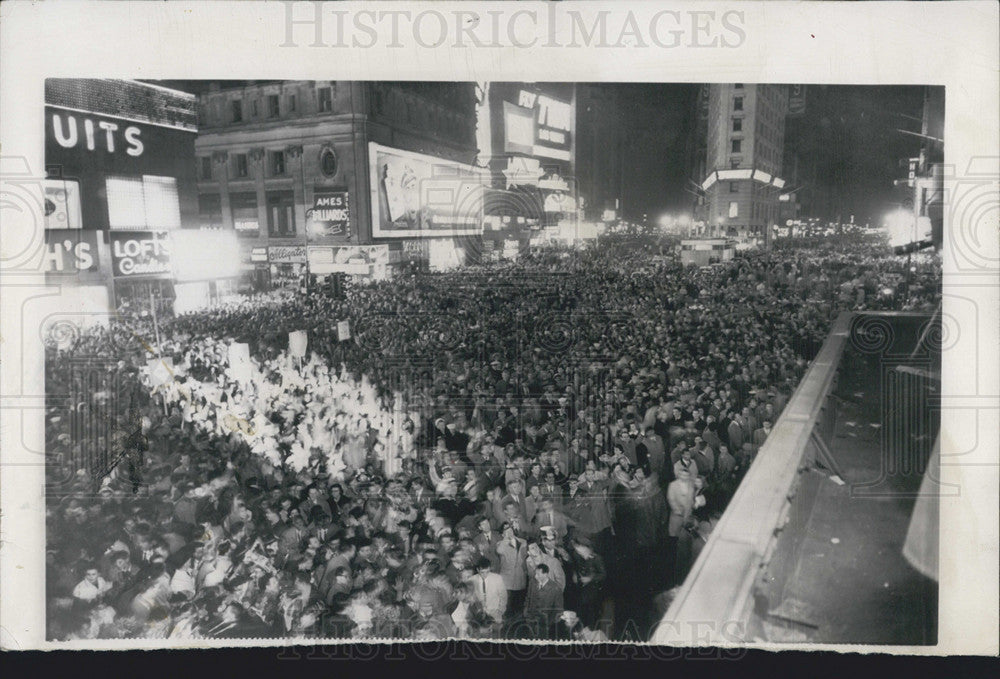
[44,178,83,230]
[268,246,307,263]
[109,231,171,278]
[250,247,268,263]
[308,245,389,275]
[369,143,487,239]
[788,85,807,118]
[308,191,350,241]
[503,90,573,161]
[45,229,104,278]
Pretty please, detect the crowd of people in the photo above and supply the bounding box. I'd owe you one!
[45,234,941,641]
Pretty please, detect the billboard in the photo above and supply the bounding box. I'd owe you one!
[308,190,350,242]
[308,244,389,275]
[369,143,487,239]
[503,89,573,161]
[109,231,171,278]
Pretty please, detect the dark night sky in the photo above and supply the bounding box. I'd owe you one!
[157,81,933,225]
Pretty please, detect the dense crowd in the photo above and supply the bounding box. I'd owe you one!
[45,235,941,641]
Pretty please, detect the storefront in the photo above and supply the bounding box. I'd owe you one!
[267,245,308,289]
[108,230,175,313]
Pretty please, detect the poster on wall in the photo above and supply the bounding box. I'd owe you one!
[369,143,487,238]
[109,231,171,278]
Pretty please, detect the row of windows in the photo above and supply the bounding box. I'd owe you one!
[202,86,336,126]
[200,148,338,182]
[198,190,298,238]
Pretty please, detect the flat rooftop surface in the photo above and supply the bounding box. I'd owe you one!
[763,349,938,644]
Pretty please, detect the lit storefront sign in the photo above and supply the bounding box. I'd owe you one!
[109,231,171,278]
[268,246,307,263]
[44,229,105,280]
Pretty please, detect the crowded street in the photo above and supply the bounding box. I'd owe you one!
[45,233,941,641]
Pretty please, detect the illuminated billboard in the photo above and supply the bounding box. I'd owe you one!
[369,143,487,239]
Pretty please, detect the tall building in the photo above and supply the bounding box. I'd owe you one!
[576,84,623,223]
[194,81,480,289]
[696,84,788,240]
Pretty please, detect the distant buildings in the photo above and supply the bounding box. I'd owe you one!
[693,84,789,241]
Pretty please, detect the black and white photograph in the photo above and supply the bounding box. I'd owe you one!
[0,0,996,657]
[39,78,944,644]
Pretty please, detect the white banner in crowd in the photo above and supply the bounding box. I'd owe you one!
[288,330,308,358]
[227,342,252,383]
[337,320,351,341]
[145,357,174,388]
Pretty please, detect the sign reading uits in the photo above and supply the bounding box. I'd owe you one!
[110,231,170,277]
[50,113,144,156]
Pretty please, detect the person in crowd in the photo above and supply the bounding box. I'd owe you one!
[523,563,563,640]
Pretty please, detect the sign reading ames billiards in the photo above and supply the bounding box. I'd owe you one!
[308,191,350,241]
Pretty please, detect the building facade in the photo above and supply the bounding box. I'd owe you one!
[696,84,788,241]
[194,81,480,287]
[44,79,199,317]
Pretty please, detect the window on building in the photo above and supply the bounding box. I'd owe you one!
[231,192,259,236]
[729,201,739,219]
[732,118,742,133]
[270,150,285,176]
[288,94,297,113]
[251,99,259,118]
[731,139,742,153]
[235,153,249,178]
[268,95,280,118]
[267,191,296,237]
[198,193,223,229]
[320,147,338,177]
[730,182,739,193]
[200,157,212,181]
[318,87,333,112]
[731,158,741,169]
[734,83,743,89]
[232,100,243,123]
[106,175,181,230]
[733,96,743,111]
